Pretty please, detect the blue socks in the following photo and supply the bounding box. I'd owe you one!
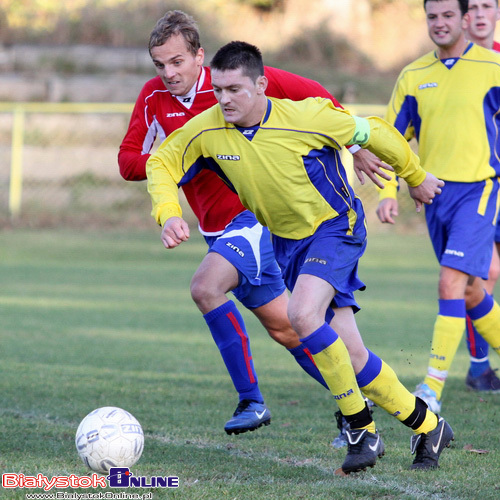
[288,344,329,389]
[206,301,333,401]
[204,301,263,403]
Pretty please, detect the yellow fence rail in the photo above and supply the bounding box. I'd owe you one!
[0,102,387,220]
[1,102,133,218]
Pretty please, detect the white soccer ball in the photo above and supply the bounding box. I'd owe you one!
[75,406,144,474]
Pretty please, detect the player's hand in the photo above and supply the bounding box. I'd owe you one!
[408,172,444,213]
[352,149,394,188]
[161,217,190,249]
[376,198,399,224]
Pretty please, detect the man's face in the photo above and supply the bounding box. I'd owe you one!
[211,67,266,127]
[425,0,468,50]
[150,33,204,96]
[467,0,500,42]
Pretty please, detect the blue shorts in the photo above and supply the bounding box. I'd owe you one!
[425,179,499,279]
[272,198,367,313]
[204,210,286,309]
[495,209,500,243]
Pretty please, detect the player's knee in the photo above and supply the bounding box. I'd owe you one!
[488,261,500,285]
[266,325,300,349]
[190,276,217,311]
[464,281,487,309]
[288,307,318,337]
[438,271,468,300]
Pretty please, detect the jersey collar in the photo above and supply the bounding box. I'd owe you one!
[197,66,207,91]
[261,98,272,125]
[436,41,474,69]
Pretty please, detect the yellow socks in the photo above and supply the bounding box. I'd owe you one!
[357,353,438,434]
[424,299,465,399]
[300,323,374,432]
[468,294,500,355]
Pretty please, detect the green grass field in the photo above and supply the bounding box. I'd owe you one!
[1,227,499,500]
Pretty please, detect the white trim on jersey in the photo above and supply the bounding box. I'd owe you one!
[197,223,224,237]
[141,117,166,155]
[198,66,206,90]
[144,88,169,127]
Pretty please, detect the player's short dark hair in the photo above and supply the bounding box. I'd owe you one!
[424,0,469,16]
[149,10,201,56]
[210,41,265,83]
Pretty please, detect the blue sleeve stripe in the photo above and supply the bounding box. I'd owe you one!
[394,95,421,140]
[177,157,208,186]
[483,87,500,175]
[181,126,232,173]
[302,146,355,215]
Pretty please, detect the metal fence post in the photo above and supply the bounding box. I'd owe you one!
[9,106,25,218]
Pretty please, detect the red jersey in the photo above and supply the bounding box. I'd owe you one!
[493,41,500,53]
[119,66,341,234]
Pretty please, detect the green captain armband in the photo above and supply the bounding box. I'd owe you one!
[346,116,370,146]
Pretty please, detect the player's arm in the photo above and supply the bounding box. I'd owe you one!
[146,126,206,248]
[279,70,396,187]
[159,216,190,249]
[118,86,156,181]
[373,78,419,222]
[347,115,443,210]
[147,145,184,223]
[376,167,400,224]
[351,149,394,189]
[265,66,393,186]
[147,148,189,250]
[376,197,399,224]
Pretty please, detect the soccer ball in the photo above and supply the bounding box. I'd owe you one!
[75,406,144,474]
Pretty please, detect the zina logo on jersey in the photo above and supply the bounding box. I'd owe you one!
[418,82,438,90]
[217,154,240,161]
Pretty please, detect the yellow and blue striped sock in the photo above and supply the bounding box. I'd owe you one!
[301,323,374,432]
[358,351,438,434]
[424,299,465,400]
[468,293,500,356]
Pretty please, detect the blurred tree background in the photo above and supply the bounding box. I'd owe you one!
[0,0,441,226]
[0,0,437,103]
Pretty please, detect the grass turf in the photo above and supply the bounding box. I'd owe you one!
[1,227,499,499]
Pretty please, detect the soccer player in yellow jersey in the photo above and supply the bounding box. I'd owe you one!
[147,41,453,473]
[460,0,500,392]
[377,0,500,410]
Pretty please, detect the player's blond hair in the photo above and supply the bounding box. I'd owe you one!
[148,10,201,56]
